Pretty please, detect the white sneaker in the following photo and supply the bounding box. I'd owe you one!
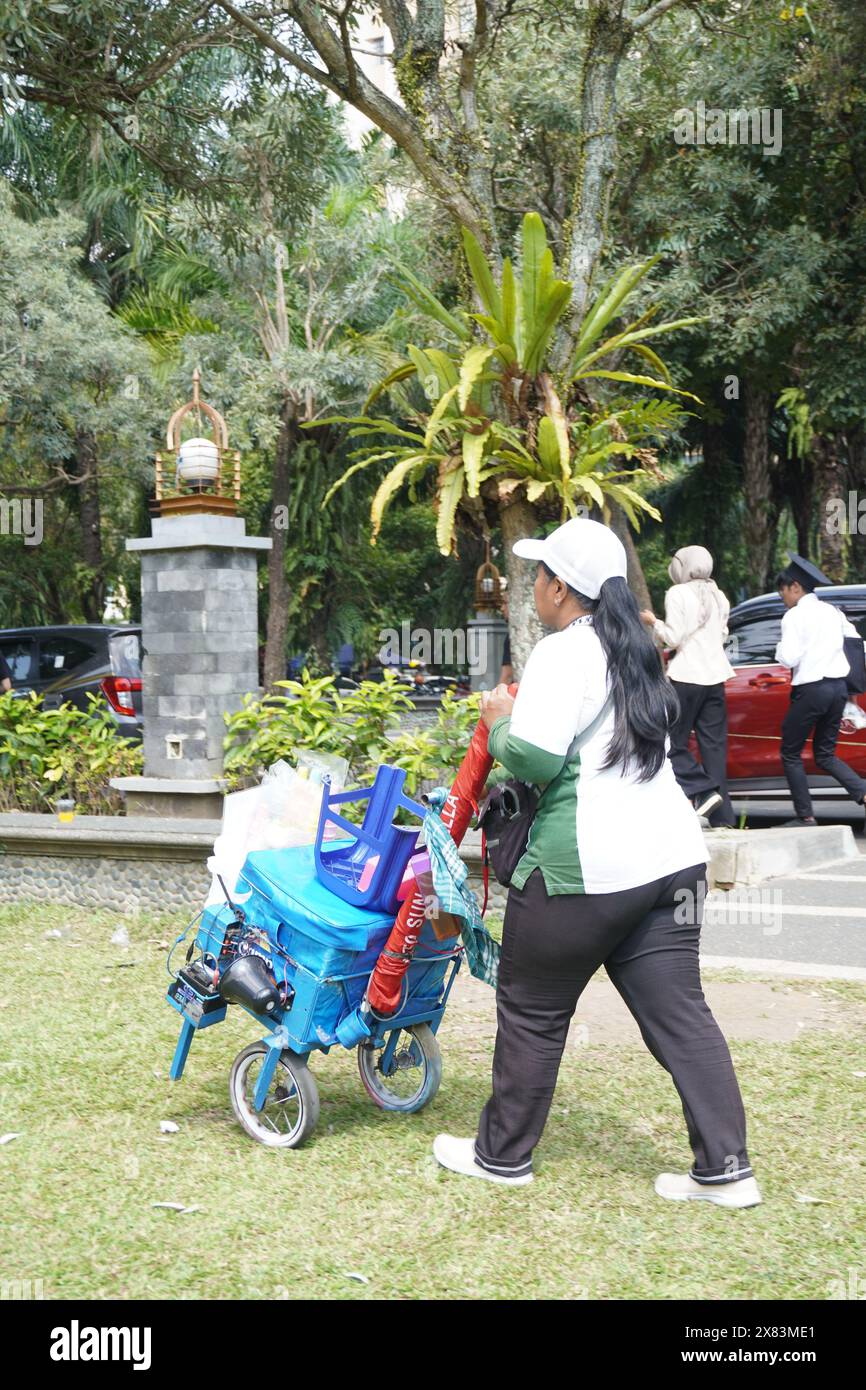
[693,791,724,819]
[655,1172,762,1208]
[432,1134,534,1186]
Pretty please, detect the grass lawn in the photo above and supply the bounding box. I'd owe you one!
[1,900,864,1301]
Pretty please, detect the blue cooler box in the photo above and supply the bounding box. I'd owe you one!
[197,844,454,1051]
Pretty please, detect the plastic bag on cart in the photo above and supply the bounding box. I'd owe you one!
[246,759,349,852]
[205,761,350,909]
[294,748,349,788]
[205,785,261,909]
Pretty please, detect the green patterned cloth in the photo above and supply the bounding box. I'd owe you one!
[422,788,500,989]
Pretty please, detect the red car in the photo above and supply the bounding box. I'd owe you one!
[688,585,866,803]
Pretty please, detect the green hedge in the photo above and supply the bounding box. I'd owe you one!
[223,668,481,795]
[0,692,143,815]
[0,671,482,816]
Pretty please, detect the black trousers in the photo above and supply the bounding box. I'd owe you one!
[780,676,866,820]
[668,679,734,826]
[474,863,753,1183]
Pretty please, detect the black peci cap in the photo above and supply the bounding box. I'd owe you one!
[779,552,833,592]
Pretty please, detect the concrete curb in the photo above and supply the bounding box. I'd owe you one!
[0,812,219,857]
[0,814,859,912]
[702,825,859,888]
[458,823,860,895]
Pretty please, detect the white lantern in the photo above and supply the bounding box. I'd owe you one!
[177,436,220,486]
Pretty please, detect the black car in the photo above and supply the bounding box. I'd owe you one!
[0,625,143,739]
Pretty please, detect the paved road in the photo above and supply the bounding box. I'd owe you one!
[701,796,866,977]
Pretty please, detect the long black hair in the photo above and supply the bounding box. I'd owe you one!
[541,564,679,781]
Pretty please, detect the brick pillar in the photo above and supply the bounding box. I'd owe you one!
[112,513,272,819]
[467,613,507,692]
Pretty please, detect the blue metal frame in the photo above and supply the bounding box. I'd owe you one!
[167,991,227,1081]
[167,943,463,1109]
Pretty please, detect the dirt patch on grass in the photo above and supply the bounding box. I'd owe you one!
[442,970,862,1050]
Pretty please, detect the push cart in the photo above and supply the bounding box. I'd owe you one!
[166,765,465,1148]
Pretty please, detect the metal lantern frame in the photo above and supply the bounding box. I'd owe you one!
[473,541,505,612]
[153,369,241,516]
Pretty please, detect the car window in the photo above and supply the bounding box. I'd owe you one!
[110,631,141,679]
[37,636,95,681]
[0,638,35,681]
[726,616,782,665]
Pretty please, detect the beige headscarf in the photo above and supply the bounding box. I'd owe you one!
[668,545,720,625]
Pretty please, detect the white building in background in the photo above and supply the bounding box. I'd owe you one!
[343,15,397,150]
[341,5,475,148]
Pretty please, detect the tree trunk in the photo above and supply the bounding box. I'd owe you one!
[847,425,866,583]
[700,417,726,546]
[498,492,545,678]
[814,432,847,582]
[72,427,105,622]
[310,625,331,673]
[560,0,629,352]
[263,401,295,689]
[785,453,813,557]
[742,382,772,592]
[608,501,651,611]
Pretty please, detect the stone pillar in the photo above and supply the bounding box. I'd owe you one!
[112,512,272,818]
[467,612,507,692]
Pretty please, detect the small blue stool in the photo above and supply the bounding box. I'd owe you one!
[313,765,426,913]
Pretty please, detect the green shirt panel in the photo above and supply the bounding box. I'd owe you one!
[486,715,585,896]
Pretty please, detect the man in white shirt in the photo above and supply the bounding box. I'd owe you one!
[775,554,866,828]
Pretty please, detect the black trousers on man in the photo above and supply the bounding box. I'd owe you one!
[668,679,735,826]
[474,864,753,1184]
[781,675,866,820]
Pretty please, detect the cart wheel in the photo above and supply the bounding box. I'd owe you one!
[229,1042,319,1149]
[358,1023,442,1113]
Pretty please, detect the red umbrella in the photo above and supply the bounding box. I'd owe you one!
[366,683,517,1015]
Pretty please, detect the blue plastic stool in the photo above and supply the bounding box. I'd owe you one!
[313,765,426,913]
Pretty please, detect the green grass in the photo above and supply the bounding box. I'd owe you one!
[1,900,864,1301]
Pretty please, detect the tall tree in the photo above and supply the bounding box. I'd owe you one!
[141,160,421,683]
[0,0,719,638]
[0,184,154,622]
[618,0,866,590]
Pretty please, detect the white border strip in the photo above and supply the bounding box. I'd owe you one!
[705,902,865,919]
[702,954,866,982]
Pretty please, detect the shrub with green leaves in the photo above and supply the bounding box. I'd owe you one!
[223,668,482,795]
[0,692,143,814]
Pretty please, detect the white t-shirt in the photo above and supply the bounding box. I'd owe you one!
[775,592,858,685]
[488,619,707,894]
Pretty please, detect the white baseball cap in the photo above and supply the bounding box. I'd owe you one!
[512,517,627,600]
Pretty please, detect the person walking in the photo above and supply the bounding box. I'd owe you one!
[639,546,736,827]
[775,554,866,829]
[433,518,761,1208]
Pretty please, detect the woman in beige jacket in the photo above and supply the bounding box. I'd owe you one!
[641,546,736,826]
